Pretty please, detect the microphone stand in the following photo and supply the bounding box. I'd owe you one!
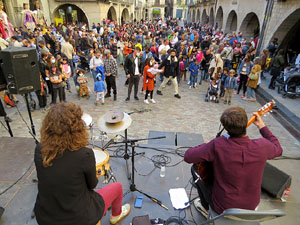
[115,136,169,210]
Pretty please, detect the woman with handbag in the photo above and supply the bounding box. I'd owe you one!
[243,57,262,102]
[235,54,253,97]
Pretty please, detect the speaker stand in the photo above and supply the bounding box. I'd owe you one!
[0,99,13,137]
[23,93,36,136]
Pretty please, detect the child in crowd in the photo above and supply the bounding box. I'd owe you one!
[77,69,90,99]
[188,59,200,89]
[224,69,237,105]
[179,56,188,83]
[72,51,80,68]
[61,57,72,93]
[219,67,229,98]
[94,74,106,105]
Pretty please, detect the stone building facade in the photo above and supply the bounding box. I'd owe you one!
[3,0,136,28]
[187,0,300,52]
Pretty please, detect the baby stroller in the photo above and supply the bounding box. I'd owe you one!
[78,53,90,72]
[205,79,220,103]
[275,68,300,98]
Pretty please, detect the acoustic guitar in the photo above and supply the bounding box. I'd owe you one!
[194,100,276,185]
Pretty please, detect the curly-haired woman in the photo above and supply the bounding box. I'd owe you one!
[34,102,130,225]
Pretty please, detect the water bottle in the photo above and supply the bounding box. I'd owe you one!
[281,188,291,202]
[160,163,166,178]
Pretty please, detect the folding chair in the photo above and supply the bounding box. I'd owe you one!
[199,207,285,225]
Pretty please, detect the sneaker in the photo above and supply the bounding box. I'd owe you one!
[189,86,192,89]
[110,203,131,225]
[228,101,231,105]
[224,100,227,104]
[193,198,208,219]
[241,95,245,98]
[144,99,149,104]
[101,103,104,105]
[134,96,139,100]
[187,81,190,85]
[157,90,163,95]
[193,85,196,88]
[125,97,130,101]
[150,99,156,104]
[234,92,239,95]
[174,94,181,99]
[195,83,197,87]
[105,94,111,98]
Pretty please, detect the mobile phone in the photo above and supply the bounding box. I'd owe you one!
[134,196,143,208]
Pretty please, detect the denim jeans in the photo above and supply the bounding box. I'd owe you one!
[190,73,197,87]
[91,69,98,82]
[246,86,256,99]
[199,69,208,83]
[66,77,71,90]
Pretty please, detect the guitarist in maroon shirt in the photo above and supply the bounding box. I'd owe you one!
[184,107,282,218]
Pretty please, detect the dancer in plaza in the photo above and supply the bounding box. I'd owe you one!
[124,47,143,101]
[34,102,130,225]
[157,49,181,99]
[184,107,282,218]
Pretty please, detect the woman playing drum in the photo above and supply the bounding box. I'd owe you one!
[34,102,130,225]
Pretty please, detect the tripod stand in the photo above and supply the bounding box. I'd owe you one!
[23,93,36,136]
[119,136,169,210]
[0,99,13,137]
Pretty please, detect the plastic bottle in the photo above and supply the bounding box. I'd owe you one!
[160,163,166,178]
[281,188,291,202]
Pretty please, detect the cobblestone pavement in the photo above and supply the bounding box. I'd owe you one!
[1,67,300,225]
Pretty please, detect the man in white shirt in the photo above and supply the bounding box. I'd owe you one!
[158,39,170,61]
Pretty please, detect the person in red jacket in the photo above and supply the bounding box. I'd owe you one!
[143,58,162,104]
[184,107,282,218]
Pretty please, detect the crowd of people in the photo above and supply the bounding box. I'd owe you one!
[1,13,298,111]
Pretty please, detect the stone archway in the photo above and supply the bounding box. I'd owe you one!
[215,6,223,30]
[192,9,196,22]
[121,8,130,24]
[107,6,117,22]
[53,3,89,26]
[201,9,208,24]
[196,9,201,23]
[225,10,237,33]
[239,12,260,39]
[269,8,300,53]
[209,8,214,26]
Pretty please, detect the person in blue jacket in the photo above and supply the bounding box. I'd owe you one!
[189,59,200,89]
[94,74,107,105]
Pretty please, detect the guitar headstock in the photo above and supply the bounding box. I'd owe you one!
[257,100,276,116]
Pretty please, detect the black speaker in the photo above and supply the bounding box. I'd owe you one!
[0,47,40,95]
[262,162,292,199]
[0,66,7,91]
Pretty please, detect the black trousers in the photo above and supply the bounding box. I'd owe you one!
[269,67,281,88]
[128,75,140,98]
[46,80,53,95]
[237,74,248,95]
[52,87,64,104]
[191,165,213,210]
[35,90,47,108]
[145,90,153,100]
[106,76,117,95]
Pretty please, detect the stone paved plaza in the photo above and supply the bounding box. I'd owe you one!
[0,68,300,225]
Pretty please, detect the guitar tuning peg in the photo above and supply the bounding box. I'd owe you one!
[270,110,273,113]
